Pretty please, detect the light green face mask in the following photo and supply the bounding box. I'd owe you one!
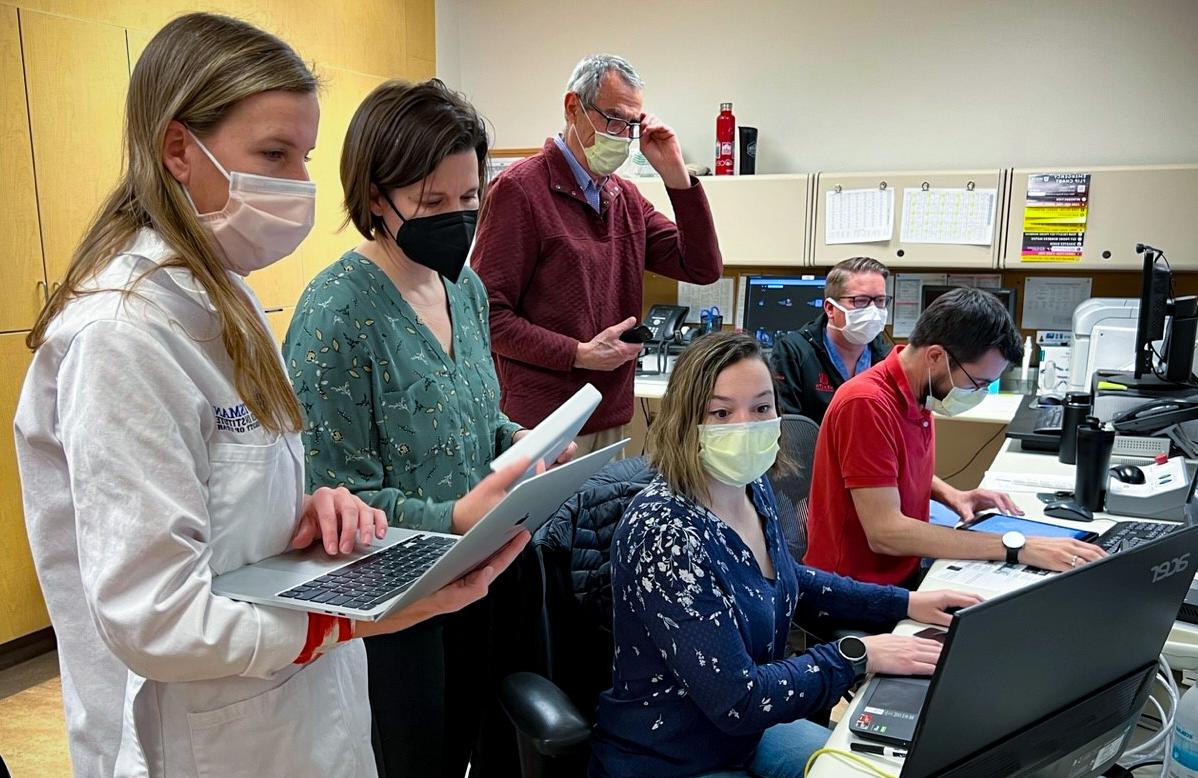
[573,107,631,176]
[698,417,782,487]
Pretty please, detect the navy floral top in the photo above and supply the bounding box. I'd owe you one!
[284,251,522,532]
[589,475,909,777]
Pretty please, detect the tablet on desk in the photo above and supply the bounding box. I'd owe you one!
[964,513,1097,541]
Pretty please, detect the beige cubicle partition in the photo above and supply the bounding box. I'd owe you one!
[629,174,811,267]
[812,169,1006,269]
[1002,164,1198,271]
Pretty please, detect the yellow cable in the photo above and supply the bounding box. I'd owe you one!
[803,747,899,778]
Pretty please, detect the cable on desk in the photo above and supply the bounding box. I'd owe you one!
[803,748,897,778]
[940,424,1006,481]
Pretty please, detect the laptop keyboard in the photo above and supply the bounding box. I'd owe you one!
[1097,521,1178,553]
[1032,405,1064,434]
[279,534,457,611]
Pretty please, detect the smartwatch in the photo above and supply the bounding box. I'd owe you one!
[837,635,868,683]
[1002,530,1026,564]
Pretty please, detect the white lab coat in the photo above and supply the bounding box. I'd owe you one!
[14,229,376,777]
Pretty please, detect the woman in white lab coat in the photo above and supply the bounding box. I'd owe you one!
[12,13,527,778]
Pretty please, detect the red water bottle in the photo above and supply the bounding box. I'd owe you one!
[715,102,735,175]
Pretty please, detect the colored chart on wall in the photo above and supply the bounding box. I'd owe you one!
[1021,172,1091,262]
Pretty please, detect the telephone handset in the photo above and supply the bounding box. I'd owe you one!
[1111,398,1198,434]
[642,305,688,344]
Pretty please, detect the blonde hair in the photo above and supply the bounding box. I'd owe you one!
[27,13,316,434]
[647,332,791,504]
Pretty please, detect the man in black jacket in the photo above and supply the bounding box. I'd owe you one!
[770,257,892,423]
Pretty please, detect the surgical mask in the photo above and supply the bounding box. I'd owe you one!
[828,299,888,345]
[925,361,987,417]
[187,131,315,275]
[698,417,781,487]
[382,193,476,284]
[572,107,631,176]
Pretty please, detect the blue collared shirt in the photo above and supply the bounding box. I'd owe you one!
[823,327,872,380]
[553,134,603,212]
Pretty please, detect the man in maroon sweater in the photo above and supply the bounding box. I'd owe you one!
[472,54,723,452]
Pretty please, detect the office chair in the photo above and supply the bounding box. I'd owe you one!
[772,414,821,562]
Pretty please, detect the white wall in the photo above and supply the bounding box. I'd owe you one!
[438,0,1198,174]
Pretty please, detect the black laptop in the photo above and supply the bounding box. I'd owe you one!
[848,525,1198,777]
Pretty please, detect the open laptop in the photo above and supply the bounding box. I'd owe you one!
[491,383,602,483]
[848,525,1198,776]
[213,438,625,621]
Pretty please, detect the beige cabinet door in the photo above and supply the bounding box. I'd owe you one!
[0,7,46,333]
[22,9,129,288]
[0,333,49,644]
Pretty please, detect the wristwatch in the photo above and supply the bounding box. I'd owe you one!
[837,635,869,683]
[1002,530,1026,564]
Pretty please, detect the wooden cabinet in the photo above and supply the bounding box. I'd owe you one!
[0,6,45,333]
[22,9,128,286]
[1002,165,1198,271]
[630,174,811,267]
[0,333,49,644]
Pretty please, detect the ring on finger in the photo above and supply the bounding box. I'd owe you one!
[1069,554,1079,568]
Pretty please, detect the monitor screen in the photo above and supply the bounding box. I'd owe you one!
[743,276,826,348]
[921,285,1018,325]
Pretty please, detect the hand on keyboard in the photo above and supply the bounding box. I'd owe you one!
[291,486,389,555]
[1020,536,1108,571]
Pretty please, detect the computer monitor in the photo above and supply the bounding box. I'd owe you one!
[921,285,1018,325]
[742,275,825,349]
[899,525,1198,777]
[1134,245,1172,379]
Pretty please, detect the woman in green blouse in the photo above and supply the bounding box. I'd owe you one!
[283,80,560,778]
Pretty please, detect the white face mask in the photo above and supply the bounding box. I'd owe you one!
[572,105,631,176]
[924,360,988,417]
[828,299,888,345]
[698,417,781,487]
[187,131,316,275]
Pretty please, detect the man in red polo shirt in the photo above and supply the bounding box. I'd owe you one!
[805,288,1107,586]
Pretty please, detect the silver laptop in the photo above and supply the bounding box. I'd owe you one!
[491,383,601,483]
[213,438,627,621]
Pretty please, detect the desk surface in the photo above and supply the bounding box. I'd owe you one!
[633,379,1026,425]
[808,437,1196,777]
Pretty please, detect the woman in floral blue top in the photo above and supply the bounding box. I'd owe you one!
[590,332,979,777]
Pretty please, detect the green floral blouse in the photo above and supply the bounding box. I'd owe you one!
[283,251,522,533]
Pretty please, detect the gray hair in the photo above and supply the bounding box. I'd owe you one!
[565,54,643,104]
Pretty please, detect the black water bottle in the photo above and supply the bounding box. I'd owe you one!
[1073,421,1117,512]
[1057,392,1092,465]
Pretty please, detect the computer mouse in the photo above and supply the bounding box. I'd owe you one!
[1037,395,1064,406]
[619,324,654,344]
[1043,500,1095,522]
[1110,464,1146,485]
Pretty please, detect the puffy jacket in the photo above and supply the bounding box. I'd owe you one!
[769,312,892,423]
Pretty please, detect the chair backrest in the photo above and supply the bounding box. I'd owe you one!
[532,456,655,720]
[771,414,820,563]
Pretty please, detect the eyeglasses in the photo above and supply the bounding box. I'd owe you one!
[836,295,891,310]
[943,347,990,390]
[584,102,642,140]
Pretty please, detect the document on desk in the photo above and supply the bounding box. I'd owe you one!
[925,559,1053,593]
[825,187,894,244]
[980,471,1074,494]
[677,278,735,324]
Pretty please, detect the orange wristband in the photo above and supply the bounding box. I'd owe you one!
[294,613,353,665]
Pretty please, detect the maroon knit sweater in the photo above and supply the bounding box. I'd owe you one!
[472,138,723,435]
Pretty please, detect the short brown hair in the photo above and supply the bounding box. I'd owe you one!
[648,332,791,503]
[825,256,889,300]
[341,79,489,240]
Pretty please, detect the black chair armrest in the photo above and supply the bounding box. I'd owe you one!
[499,672,592,758]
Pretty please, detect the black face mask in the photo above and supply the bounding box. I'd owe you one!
[382,193,477,283]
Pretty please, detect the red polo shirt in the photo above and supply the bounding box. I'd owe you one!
[804,346,935,585]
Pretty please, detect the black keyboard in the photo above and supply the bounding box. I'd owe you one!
[279,534,457,611]
[1096,521,1179,553]
[1032,406,1064,434]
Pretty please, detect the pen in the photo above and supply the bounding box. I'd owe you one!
[849,742,908,759]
